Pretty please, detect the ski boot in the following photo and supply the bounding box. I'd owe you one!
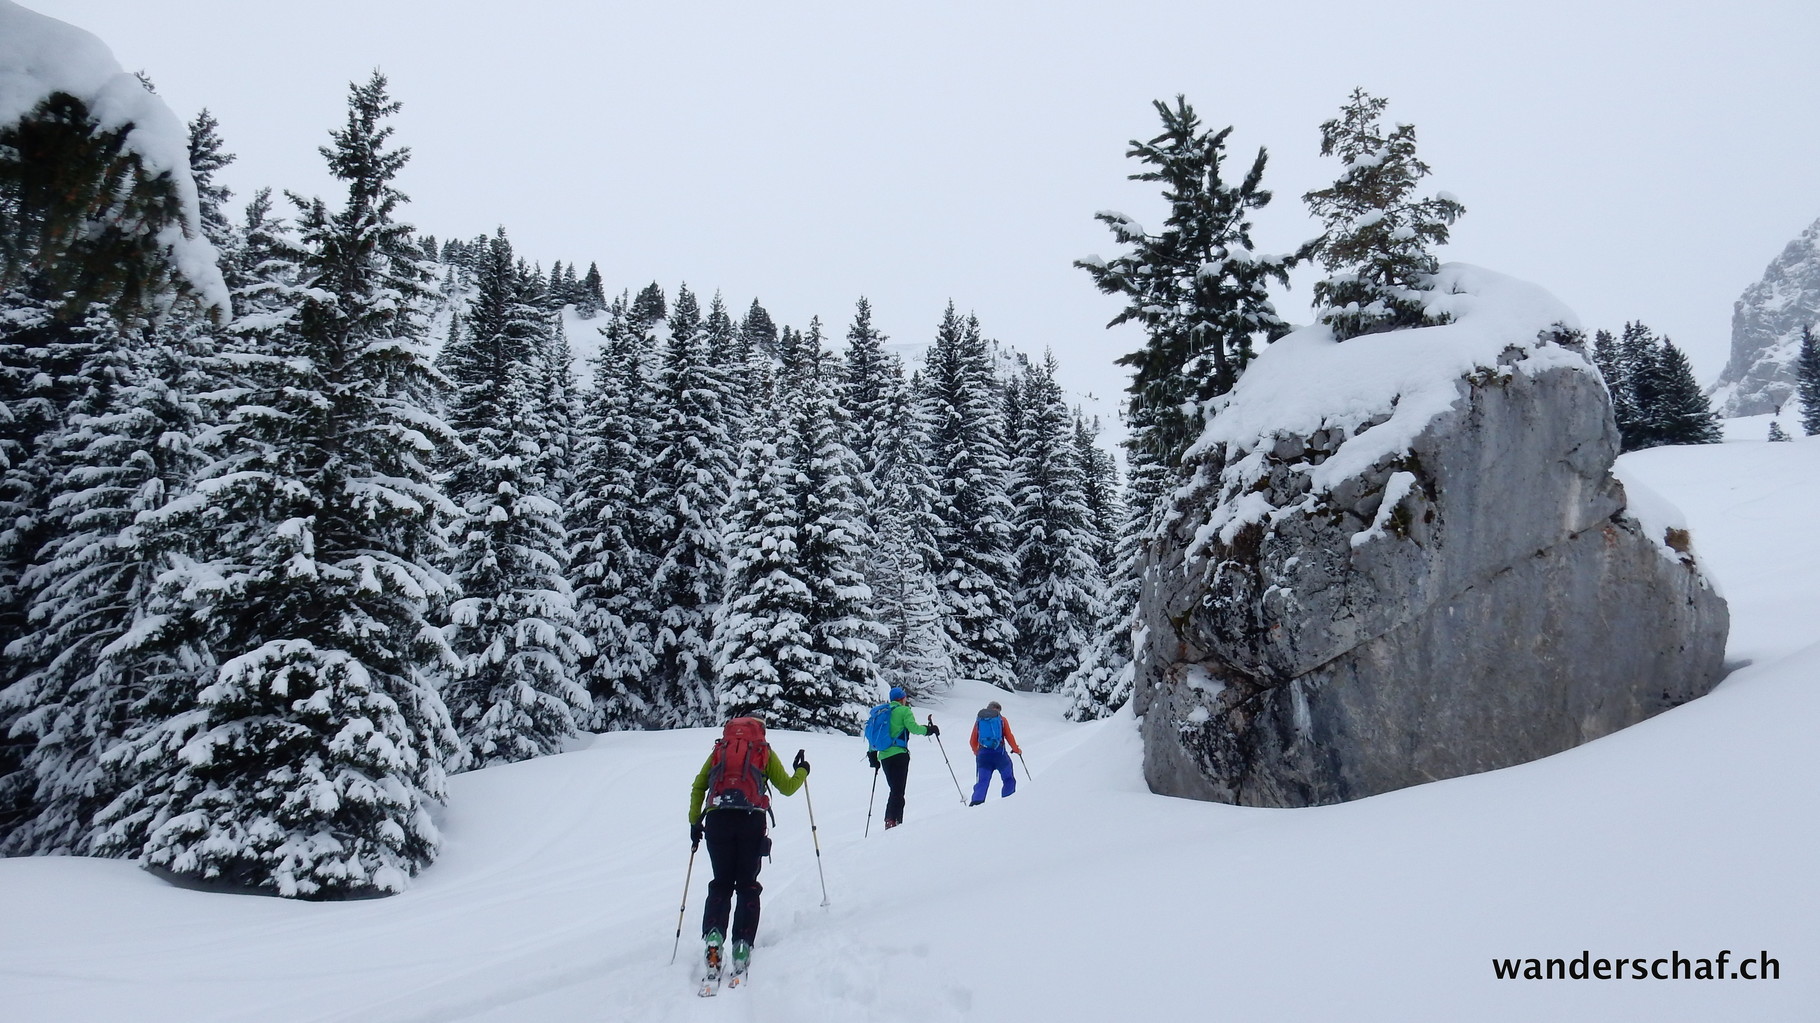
[728,940,752,987]
[699,930,724,997]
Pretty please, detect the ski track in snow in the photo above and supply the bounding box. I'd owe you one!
[4,439,1820,1021]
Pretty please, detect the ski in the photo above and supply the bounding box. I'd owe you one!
[727,954,749,989]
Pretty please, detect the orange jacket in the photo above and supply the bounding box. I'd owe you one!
[969,716,1021,755]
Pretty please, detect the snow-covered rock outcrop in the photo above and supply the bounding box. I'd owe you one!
[1133,265,1729,807]
[1708,215,1820,418]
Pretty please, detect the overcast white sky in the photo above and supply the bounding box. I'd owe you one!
[27,0,1820,426]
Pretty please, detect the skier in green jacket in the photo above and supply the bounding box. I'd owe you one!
[688,717,808,983]
[870,686,935,829]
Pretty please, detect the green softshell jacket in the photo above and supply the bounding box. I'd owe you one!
[689,747,808,825]
[877,702,930,762]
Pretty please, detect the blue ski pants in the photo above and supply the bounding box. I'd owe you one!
[971,746,1016,804]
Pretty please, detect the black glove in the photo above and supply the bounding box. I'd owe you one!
[690,820,703,848]
[866,749,879,769]
[793,749,810,775]
[926,722,941,737]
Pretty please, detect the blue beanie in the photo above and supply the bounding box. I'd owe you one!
[888,686,906,701]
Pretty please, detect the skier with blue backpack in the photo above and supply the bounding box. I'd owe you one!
[863,686,938,830]
[968,700,1022,804]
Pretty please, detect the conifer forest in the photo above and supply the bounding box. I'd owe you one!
[1,53,1732,898]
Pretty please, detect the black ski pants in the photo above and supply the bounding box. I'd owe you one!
[882,751,911,824]
[702,808,768,945]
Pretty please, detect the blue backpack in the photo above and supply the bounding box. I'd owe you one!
[864,702,899,752]
[977,714,1004,750]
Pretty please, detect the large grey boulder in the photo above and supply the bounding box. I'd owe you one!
[1134,267,1729,807]
[1708,214,1820,418]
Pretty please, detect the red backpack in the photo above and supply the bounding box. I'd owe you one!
[706,717,771,812]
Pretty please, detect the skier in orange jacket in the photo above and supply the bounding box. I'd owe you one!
[968,700,1020,804]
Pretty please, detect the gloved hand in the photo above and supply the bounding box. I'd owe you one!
[866,749,879,769]
[793,749,811,775]
[926,722,941,737]
[690,820,703,848]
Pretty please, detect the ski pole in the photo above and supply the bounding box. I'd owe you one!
[1015,749,1030,781]
[797,750,830,908]
[929,715,966,805]
[864,763,880,837]
[669,840,699,965]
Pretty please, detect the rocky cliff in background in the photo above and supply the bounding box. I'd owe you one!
[1708,215,1820,418]
[1133,266,1730,808]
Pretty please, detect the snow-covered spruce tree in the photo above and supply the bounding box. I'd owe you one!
[922,304,1017,689]
[1769,421,1792,442]
[0,310,194,853]
[785,333,881,728]
[1059,486,1147,721]
[645,285,733,727]
[221,187,289,305]
[1076,94,1300,478]
[185,110,235,250]
[534,298,581,510]
[1071,412,1122,576]
[1302,88,1465,341]
[1590,328,1641,441]
[577,263,606,318]
[838,300,903,614]
[867,368,954,697]
[570,298,660,729]
[776,324,811,386]
[1797,324,1820,436]
[703,292,754,447]
[0,95,175,666]
[630,281,667,331]
[1060,424,1143,722]
[711,379,822,725]
[1615,321,1661,451]
[2,105,239,844]
[96,74,463,898]
[0,80,227,841]
[999,354,1027,466]
[740,298,779,362]
[1073,96,1302,712]
[1008,352,1109,692]
[838,297,893,493]
[0,93,218,327]
[438,230,590,768]
[1644,337,1722,447]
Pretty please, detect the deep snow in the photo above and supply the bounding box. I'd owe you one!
[3,436,1817,1022]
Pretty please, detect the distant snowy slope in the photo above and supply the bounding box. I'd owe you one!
[2,441,1815,1022]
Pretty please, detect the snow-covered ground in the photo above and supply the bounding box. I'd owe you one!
[5,435,1817,1022]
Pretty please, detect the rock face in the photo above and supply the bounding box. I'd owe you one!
[1708,215,1820,418]
[1134,289,1729,808]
